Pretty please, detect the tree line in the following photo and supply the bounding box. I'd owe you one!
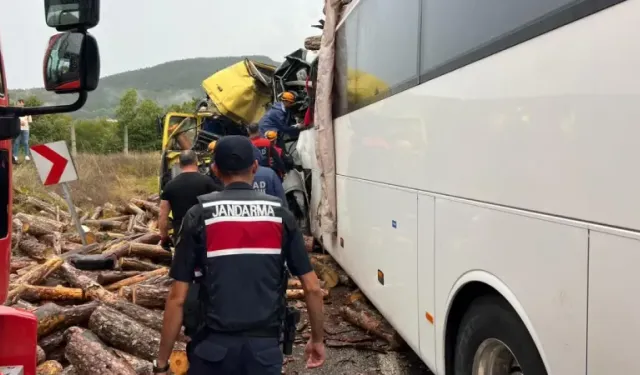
[17,88,200,154]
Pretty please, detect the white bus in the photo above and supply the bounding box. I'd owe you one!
[314,0,639,374]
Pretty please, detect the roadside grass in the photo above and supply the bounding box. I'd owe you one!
[13,152,161,213]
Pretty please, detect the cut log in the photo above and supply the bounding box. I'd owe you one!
[310,256,340,289]
[37,345,46,364]
[83,219,126,231]
[35,301,100,337]
[287,279,302,289]
[119,258,161,272]
[286,288,329,300]
[39,330,67,354]
[339,305,403,349]
[119,285,169,309]
[22,196,71,220]
[36,360,63,375]
[64,326,137,375]
[16,284,86,303]
[60,366,76,375]
[38,210,57,220]
[140,275,172,287]
[16,212,67,232]
[90,206,103,220]
[11,218,22,251]
[103,233,162,258]
[125,203,145,216]
[63,232,96,245]
[59,262,173,335]
[41,232,63,256]
[104,267,169,291]
[10,256,37,273]
[87,305,162,361]
[147,219,158,231]
[304,35,322,51]
[130,198,160,216]
[128,243,172,261]
[61,242,83,253]
[6,257,64,304]
[22,219,55,237]
[127,215,135,233]
[169,350,189,375]
[96,270,141,285]
[112,349,153,375]
[19,238,55,260]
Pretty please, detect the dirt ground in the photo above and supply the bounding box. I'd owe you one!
[283,286,433,375]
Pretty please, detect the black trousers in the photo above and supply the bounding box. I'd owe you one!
[188,333,282,375]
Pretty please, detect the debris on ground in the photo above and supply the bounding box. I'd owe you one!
[8,191,427,375]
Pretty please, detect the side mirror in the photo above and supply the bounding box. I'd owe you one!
[44,32,100,93]
[156,116,164,136]
[45,0,100,31]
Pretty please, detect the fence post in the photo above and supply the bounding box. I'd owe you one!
[123,124,129,155]
[70,121,77,158]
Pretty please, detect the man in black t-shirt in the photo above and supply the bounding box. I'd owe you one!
[159,150,222,247]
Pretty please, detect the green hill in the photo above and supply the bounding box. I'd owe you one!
[9,55,278,119]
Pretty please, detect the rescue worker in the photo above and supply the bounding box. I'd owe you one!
[251,145,288,206]
[248,123,287,178]
[158,150,222,248]
[155,135,326,375]
[258,91,302,140]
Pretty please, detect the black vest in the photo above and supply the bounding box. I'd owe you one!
[194,184,288,335]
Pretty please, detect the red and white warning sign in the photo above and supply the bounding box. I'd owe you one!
[30,141,78,186]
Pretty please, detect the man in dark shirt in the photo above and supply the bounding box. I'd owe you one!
[155,136,325,375]
[159,150,222,247]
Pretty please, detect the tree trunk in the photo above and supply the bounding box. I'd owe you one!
[118,285,169,309]
[111,349,153,375]
[63,232,96,245]
[339,305,403,349]
[304,35,322,51]
[287,279,302,289]
[130,199,159,216]
[14,284,86,303]
[36,360,63,375]
[90,206,103,220]
[96,270,141,285]
[19,238,55,261]
[12,218,23,251]
[61,242,83,253]
[10,256,37,273]
[87,305,162,361]
[60,366,76,375]
[16,213,66,233]
[103,233,162,258]
[14,299,37,311]
[104,268,168,292]
[35,301,100,337]
[64,326,137,375]
[39,330,66,354]
[37,345,46,364]
[128,243,172,261]
[40,232,63,256]
[118,258,161,272]
[6,258,64,305]
[67,254,117,271]
[286,288,329,300]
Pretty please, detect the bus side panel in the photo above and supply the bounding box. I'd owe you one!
[336,0,640,231]
[335,175,421,353]
[417,193,436,370]
[434,198,588,375]
[587,231,640,374]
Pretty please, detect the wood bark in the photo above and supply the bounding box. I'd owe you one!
[112,349,153,375]
[310,256,340,289]
[19,237,55,260]
[96,270,141,285]
[128,243,172,261]
[35,301,100,337]
[64,326,137,375]
[6,257,64,305]
[339,305,402,349]
[37,345,46,364]
[130,198,160,216]
[10,256,37,273]
[87,305,162,361]
[11,218,23,251]
[67,254,117,271]
[59,262,175,336]
[103,233,162,258]
[15,284,86,303]
[41,232,63,256]
[118,285,169,309]
[118,258,161,271]
[60,366,76,375]
[287,279,302,289]
[90,206,103,220]
[36,360,63,375]
[124,203,145,216]
[63,232,97,245]
[304,35,322,51]
[127,215,136,233]
[39,330,67,354]
[16,212,67,232]
[22,220,56,237]
[61,242,83,253]
[14,299,37,311]
[104,268,168,291]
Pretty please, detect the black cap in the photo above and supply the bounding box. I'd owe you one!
[213,135,255,172]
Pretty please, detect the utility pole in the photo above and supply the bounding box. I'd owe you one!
[123,123,128,155]
[70,121,77,158]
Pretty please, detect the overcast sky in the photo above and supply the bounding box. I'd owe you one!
[0,0,323,89]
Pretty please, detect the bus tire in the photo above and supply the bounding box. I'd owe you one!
[453,295,547,375]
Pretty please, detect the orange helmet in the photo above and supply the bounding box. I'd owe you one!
[207,140,217,152]
[265,130,278,141]
[280,91,296,103]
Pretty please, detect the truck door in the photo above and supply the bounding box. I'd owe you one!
[159,113,197,193]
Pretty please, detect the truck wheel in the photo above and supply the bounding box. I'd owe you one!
[453,295,547,375]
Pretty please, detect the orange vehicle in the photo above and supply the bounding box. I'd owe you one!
[0,1,101,374]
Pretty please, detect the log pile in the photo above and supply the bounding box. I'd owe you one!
[11,192,373,374]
